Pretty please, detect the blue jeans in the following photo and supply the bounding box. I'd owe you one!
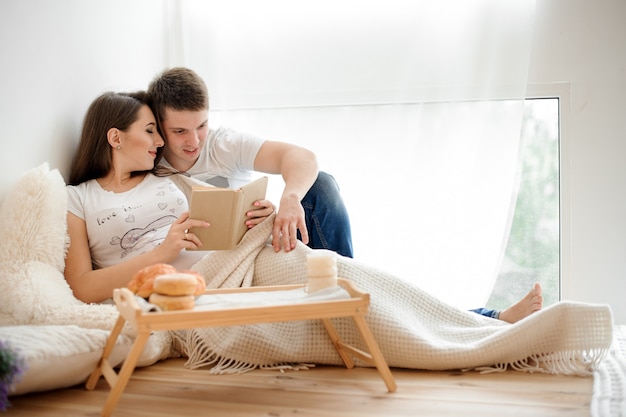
[299,171,354,258]
[470,308,500,319]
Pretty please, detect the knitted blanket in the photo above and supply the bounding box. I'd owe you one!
[591,325,626,417]
[177,213,614,375]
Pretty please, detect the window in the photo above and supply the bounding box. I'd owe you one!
[212,99,534,309]
[486,97,561,309]
[184,0,540,309]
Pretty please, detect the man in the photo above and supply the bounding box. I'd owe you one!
[148,67,353,257]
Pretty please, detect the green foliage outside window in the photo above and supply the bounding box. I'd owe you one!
[487,98,560,310]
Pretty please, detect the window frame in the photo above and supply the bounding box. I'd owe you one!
[525,82,570,301]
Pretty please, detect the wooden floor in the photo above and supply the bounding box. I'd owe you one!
[7,358,593,417]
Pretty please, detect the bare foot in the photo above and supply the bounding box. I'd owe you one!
[498,283,543,323]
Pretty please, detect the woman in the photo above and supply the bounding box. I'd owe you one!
[64,91,272,304]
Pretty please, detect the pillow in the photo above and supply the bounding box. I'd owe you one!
[0,164,173,396]
[0,163,80,325]
[1,325,134,396]
[0,163,119,328]
[0,163,68,273]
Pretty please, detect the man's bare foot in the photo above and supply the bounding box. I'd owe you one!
[498,283,543,323]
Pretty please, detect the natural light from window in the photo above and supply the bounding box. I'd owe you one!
[487,97,560,310]
[188,0,540,311]
[211,97,555,311]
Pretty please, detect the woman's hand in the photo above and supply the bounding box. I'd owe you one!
[245,199,275,228]
[157,211,211,258]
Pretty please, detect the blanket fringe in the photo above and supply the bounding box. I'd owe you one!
[473,348,610,376]
[172,330,315,375]
[259,363,316,373]
[173,327,609,377]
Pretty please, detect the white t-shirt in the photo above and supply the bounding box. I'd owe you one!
[67,174,206,271]
[159,126,265,189]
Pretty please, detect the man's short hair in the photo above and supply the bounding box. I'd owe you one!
[148,67,209,124]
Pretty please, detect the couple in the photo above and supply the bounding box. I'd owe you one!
[64,67,542,324]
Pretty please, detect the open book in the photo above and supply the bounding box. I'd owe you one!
[188,176,269,250]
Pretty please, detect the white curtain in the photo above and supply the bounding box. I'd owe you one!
[171,0,536,309]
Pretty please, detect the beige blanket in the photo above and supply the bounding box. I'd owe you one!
[178,213,614,375]
[591,325,626,417]
[0,165,612,392]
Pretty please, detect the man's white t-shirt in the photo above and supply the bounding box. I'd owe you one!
[67,174,206,271]
[159,126,265,189]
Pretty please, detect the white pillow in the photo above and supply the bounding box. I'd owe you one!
[3,325,173,396]
[0,164,172,396]
[0,163,119,328]
[0,162,67,273]
[0,163,82,325]
[1,325,133,396]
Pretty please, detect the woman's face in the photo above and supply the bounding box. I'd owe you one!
[117,105,164,171]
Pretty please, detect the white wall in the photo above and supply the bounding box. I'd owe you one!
[0,0,624,322]
[527,0,626,323]
[0,0,168,195]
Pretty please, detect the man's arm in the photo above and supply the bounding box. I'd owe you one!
[253,140,318,252]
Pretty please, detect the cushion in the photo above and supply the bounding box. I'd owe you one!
[0,163,82,325]
[0,163,118,328]
[0,163,172,396]
[0,162,67,273]
[1,325,133,396]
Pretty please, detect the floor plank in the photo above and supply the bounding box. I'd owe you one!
[7,358,593,417]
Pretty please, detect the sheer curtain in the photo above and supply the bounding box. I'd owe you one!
[170,0,536,309]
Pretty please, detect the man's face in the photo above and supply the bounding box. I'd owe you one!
[160,108,209,172]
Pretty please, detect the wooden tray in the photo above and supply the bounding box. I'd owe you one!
[86,278,396,416]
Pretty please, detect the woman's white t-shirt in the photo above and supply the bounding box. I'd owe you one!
[67,174,205,271]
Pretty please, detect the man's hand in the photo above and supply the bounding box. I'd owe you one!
[252,140,318,252]
[272,194,309,252]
